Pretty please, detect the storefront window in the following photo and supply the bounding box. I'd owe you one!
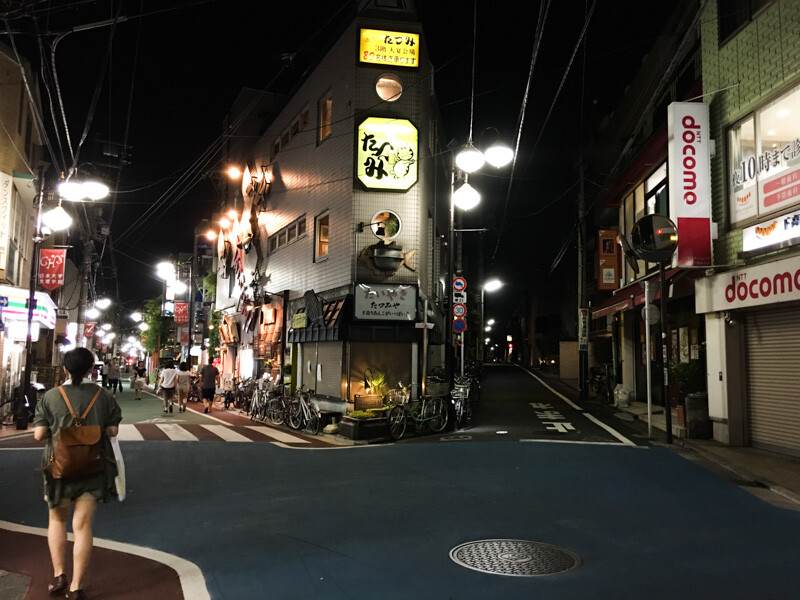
[729,84,800,224]
[315,212,329,261]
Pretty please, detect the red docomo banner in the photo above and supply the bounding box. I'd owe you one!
[38,249,66,290]
[174,302,188,325]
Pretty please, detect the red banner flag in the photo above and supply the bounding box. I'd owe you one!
[174,302,189,325]
[84,322,96,338]
[38,249,67,290]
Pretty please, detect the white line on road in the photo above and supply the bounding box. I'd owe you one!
[117,424,145,441]
[244,425,310,444]
[0,520,211,600]
[583,413,636,446]
[158,423,199,441]
[521,367,583,410]
[520,438,645,447]
[200,424,253,442]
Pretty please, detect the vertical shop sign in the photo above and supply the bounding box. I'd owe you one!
[668,102,712,267]
[0,172,12,273]
[597,229,619,290]
[38,249,67,290]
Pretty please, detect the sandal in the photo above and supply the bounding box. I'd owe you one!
[48,573,68,594]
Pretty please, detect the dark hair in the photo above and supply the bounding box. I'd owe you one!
[165,359,174,369]
[64,348,95,386]
[179,361,189,371]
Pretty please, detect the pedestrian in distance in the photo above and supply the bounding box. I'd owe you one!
[176,362,191,413]
[158,360,178,413]
[199,359,219,414]
[132,360,146,400]
[100,362,109,389]
[107,359,121,396]
[33,347,122,600]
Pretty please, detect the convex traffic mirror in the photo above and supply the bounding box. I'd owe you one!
[630,214,678,264]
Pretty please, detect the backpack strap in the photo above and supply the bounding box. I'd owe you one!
[58,386,103,422]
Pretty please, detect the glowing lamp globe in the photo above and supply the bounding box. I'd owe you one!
[452,182,481,210]
[455,143,485,173]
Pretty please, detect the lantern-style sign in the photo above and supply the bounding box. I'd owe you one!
[357,117,418,191]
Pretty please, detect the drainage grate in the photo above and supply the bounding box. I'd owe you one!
[450,539,580,577]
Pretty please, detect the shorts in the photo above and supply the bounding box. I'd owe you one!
[134,378,144,391]
[201,387,215,401]
[177,385,189,401]
[162,387,176,400]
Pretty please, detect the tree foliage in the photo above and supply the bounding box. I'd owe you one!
[140,297,175,355]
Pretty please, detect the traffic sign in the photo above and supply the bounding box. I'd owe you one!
[453,303,466,317]
[453,290,467,305]
[0,296,8,307]
[452,317,467,333]
[452,277,467,292]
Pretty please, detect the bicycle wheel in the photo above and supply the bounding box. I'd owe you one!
[258,394,270,421]
[287,400,303,429]
[388,405,407,440]
[427,396,448,433]
[267,397,286,425]
[249,391,260,420]
[306,403,320,435]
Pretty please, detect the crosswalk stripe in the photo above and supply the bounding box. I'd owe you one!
[117,424,144,441]
[158,424,199,441]
[244,425,310,444]
[200,425,253,442]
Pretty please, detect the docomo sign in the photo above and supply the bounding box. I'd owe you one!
[696,254,800,313]
[668,102,712,267]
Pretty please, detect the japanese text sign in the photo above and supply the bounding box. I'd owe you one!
[38,248,66,290]
[357,117,418,191]
[354,283,416,321]
[359,29,419,68]
[174,302,188,325]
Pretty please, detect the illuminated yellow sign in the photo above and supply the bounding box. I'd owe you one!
[357,117,418,191]
[359,29,419,68]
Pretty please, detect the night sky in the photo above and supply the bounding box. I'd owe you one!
[4,0,676,326]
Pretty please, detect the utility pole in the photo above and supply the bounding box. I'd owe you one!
[577,161,588,403]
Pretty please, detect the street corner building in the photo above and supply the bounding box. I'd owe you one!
[210,0,448,415]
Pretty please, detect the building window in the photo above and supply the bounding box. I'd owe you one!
[375,74,403,102]
[269,235,277,253]
[281,129,290,149]
[728,83,800,225]
[315,212,329,260]
[718,0,773,44]
[272,138,280,160]
[297,217,306,236]
[318,92,332,143]
[300,108,310,129]
[267,215,307,255]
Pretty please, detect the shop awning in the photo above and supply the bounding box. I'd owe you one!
[288,296,348,343]
[0,284,57,328]
[12,171,37,205]
[591,268,697,319]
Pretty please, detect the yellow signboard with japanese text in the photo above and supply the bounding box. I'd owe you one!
[359,29,419,68]
[357,117,418,191]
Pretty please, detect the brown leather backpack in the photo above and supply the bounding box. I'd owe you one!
[46,387,105,480]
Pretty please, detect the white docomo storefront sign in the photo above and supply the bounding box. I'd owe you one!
[696,254,800,313]
[354,283,416,321]
[668,102,713,267]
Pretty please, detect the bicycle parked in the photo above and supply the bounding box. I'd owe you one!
[451,374,472,430]
[286,384,321,434]
[387,387,448,441]
[587,364,613,403]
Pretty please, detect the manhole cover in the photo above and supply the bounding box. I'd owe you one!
[450,539,580,577]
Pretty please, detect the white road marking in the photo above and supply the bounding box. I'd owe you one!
[158,423,199,441]
[200,425,252,442]
[117,424,144,441]
[521,367,583,410]
[520,438,646,447]
[0,520,210,600]
[583,413,636,446]
[244,425,310,444]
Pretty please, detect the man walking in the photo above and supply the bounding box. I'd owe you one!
[158,360,179,413]
[108,359,121,396]
[199,359,219,414]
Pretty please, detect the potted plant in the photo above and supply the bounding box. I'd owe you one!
[353,369,386,411]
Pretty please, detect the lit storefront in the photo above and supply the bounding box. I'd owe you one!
[0,285,58,403]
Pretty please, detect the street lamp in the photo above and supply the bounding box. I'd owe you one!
[480,279,503,361]
[446,140,513,382]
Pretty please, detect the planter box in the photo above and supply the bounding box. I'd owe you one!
[353,394,384,411]
[337,416,389,441]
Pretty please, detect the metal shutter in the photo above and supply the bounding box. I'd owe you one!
[745,305,800,456]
